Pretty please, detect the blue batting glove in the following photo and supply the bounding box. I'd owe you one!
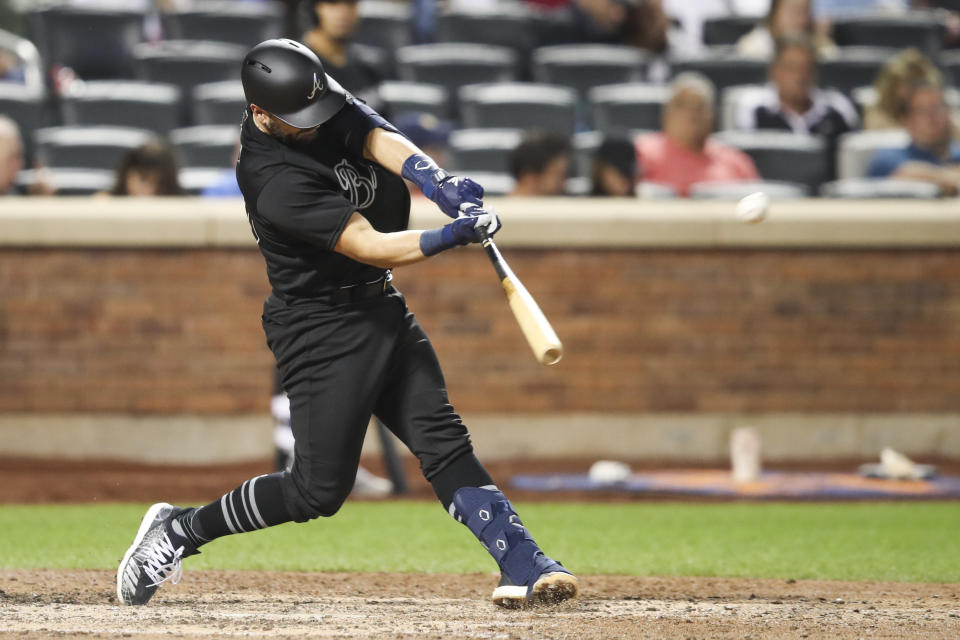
[420,210,501,257]
[402,153,484,218]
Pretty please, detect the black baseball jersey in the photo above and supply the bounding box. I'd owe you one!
[236,100,409,299]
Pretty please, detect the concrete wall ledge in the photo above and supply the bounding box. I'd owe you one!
[2,413,957,464]
[1,197,959,248]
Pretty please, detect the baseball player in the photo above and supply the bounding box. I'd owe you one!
[117,39,578,609]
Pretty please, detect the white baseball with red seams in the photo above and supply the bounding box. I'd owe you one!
[736,191,770,224]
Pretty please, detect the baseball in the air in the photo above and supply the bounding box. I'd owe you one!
[588,460,632,484]
[735,191,770,224]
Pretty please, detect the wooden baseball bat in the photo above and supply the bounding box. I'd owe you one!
[477,229,563,366]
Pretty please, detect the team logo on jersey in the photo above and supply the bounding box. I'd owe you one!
[307,72,323,100]
[334,159,378,210]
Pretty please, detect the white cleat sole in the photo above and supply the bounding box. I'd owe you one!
[116,502,171,605]
[492,572,580,609]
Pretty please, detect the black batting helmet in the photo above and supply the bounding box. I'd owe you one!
[241,39,347,129]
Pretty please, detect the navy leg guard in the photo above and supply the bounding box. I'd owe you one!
[452,486,576,606]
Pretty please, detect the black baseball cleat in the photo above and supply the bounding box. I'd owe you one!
[116,502,196,605]
[492,556,579,609]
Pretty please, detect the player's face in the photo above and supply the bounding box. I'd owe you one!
[254,107,321,145]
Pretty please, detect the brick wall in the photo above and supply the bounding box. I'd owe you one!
[1,247,958,414]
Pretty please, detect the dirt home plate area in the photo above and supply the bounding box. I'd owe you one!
[0,570,956,639]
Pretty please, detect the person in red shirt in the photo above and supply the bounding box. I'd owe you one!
[635,73,759,197]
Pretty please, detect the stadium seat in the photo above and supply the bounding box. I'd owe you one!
[447,128,523,174]
[0,28,44,96]
[379,81,450,120]
[689,180,808,199]
[720,84,765,130]
[350,43,392,81]
[637,182,678,199]
[193,81,248,126]
[179,167,229,195]
[0,86,45,164]
[571,130,602,178]
[817,47,896,97]
[832,12,944,58]
[820,178,939,199]
[836,130,910,180]
[164,2,283,47]
[60,81,181,134]
[671,55,768,102]
[589,83,670,135]
[136,41,245,122]
[942,50,960,87]
[170,126,239,169]
[460,83,578,134]
[711,130,829,191]
[454,171,514,196]
[136,40,245,96]
[435,5,546,60]
[26,5,145,79]
[396,44,517,97]
[35,126,154,170]
[354,1,413,55]
[16,168,114,196]
[532,45,647,97]
[702,16,759,46]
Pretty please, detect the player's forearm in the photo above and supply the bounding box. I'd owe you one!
[335,212,499,268]
[363,128,423,176]
[335,212,429,268]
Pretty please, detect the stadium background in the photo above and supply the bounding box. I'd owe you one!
[1,0,958,469]
[1,2,960,638]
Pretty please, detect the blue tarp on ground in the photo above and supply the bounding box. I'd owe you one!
[511,470,960,499]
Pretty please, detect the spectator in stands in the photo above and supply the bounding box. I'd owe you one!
[663,0,767,55]
[509,130,572,197]
[737,0,836,60]
[867,83,960,196]
[590,136,637,197]
[547,0,631,46]
[736,36,858,138]
[635,73,759,197]
[303,0,383,110]
[735,34,857,179]
[864,48,943,131]
[109,140,184,197]
[0,115,23,196]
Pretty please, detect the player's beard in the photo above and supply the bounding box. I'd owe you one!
[264,119,319,146]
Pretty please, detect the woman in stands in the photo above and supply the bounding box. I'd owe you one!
[109,140,184,197]
[864,48,953,132]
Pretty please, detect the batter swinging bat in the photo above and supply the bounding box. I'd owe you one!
[477,228,563,366]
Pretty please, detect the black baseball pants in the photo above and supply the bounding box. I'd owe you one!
[262,287,478,522]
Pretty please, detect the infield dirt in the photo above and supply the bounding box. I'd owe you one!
[0,569,957,639]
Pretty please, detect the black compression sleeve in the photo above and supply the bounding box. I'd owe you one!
[327,98,401,159]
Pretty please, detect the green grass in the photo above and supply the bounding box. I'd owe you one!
[1,502,958,583]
